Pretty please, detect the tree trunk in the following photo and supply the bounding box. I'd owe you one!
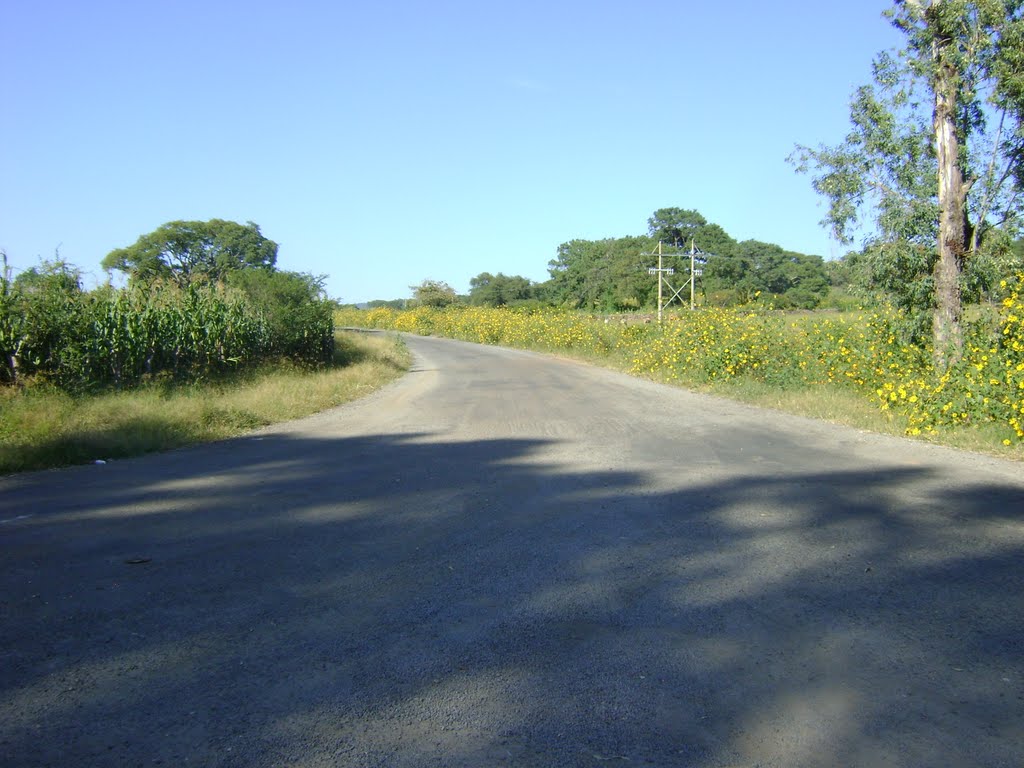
[932,28,967,371]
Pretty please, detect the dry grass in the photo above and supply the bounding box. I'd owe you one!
[0,331,409,474]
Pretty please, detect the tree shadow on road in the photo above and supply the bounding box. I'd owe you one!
[1,429,1022,767]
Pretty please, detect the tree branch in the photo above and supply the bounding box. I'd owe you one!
[969,108,1007,253]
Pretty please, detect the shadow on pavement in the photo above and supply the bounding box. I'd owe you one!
[1,430,1022,767]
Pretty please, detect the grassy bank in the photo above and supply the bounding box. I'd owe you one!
[0,331,409,475]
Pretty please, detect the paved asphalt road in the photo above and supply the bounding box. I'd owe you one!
[2,332,1023,768]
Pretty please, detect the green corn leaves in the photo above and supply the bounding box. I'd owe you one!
[0,276,333,391]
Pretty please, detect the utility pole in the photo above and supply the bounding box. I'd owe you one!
[643,241,676,324]
[687,239,708,311]
[690,240,696,311]
[642,241,709,320]
[642,241,699,323]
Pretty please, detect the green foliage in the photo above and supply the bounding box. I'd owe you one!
[541,210,830,311]
[468,272,536,306]
[1,258,335,392]
[0,254,27,383]
[14,258,83,295]
[103,219,278,285]
[963,232,1024,301]
[227,269,335,364]
[1,257,85,382]
[647,208,709,247]
[411,279,458,308]
[791,0,1024,359]
[0,278,269,390]
[547,235,661,310]
[708,240,830,306]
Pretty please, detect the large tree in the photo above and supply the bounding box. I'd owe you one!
[647,208,708,247]
[793,0,1024,368]
[542,211,824,310]
[410,279,458,308]
[103,219,278,286]
[546,236,657,310]
[703,240,829,307]
[468,272,535,306]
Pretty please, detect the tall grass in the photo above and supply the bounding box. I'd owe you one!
[0,331,408,474]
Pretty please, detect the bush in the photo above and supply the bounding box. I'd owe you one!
[227,270,334,364]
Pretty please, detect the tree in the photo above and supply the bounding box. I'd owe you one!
[468,272,535,306]
[1,257,87,382]
[792,1,1024,368]
[546,236,656,310]
[367,298,408,309]
[14,258,83,296]
[648,214,743,300]
[688,223,738,261]
[227,269,334,363]
[411,279,458,308]
[780,252,832,308]
[536,208,823,310]
[704,240,830,307]
[647,208,707,247]
[103,219,278,286]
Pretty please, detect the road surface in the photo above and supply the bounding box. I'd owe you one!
[2,332,1023,767]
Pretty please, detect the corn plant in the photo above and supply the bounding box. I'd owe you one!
[0,253,27,384]
[2,261,335,392]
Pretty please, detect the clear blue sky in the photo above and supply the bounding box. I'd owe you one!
[2,1,902,303]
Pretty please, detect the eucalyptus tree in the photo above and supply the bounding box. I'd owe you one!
[792,0,1024,368]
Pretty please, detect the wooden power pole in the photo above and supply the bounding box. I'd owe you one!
[643,241,702,322]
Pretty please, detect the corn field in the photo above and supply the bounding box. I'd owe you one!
[0,274,334,391]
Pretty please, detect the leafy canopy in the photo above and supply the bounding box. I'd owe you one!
[790,1,1024,331]
[468,272,536,306]
[647,208,708,247]
[543,210,829,310]
[411,279,458,308]
[227,268,334,362]
[103,219,278,285]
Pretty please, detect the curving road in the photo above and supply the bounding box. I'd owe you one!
[2,332,1023,767]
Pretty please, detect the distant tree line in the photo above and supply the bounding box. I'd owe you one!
[544,208,832,311]
[398,207,834,311]
[395,203,1024,316]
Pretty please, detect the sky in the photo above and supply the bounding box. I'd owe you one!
[1,1,904,303]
